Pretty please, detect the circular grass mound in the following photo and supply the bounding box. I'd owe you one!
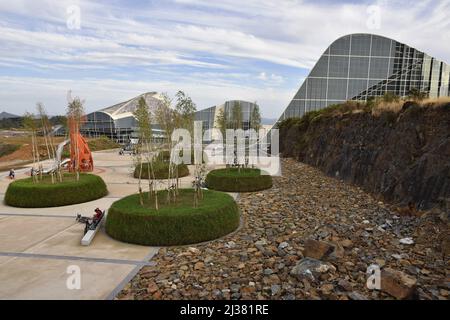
[206,168,273,192]
[106,189,239,246]
[4,173,108,208]
[133,162,189,180]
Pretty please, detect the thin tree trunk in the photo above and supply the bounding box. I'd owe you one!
[31,132,37,183]
[42,125,54,184]
[145,142,152,205]
[148,148,158,210]
[138,152,144,206]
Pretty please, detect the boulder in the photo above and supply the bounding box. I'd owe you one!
[381,268,417,299]
[290,257,335,281]
[304,239,334,259]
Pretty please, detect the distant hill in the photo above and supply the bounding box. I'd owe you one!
[0,112,20,120]
[262,118,277,125]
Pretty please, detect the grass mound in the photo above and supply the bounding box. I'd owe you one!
[106,189,240,246]
[4,173,108,208]
[206,168,273,192]
[133,162,190,179]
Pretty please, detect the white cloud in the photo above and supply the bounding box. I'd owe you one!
[0,0,449,118]
[0,76,293,118]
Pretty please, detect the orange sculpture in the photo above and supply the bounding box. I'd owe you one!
[68,116,93,172]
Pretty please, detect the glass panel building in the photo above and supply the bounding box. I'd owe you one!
[195,100,260,141]
[81,92,165,144]
[279,33,450,120]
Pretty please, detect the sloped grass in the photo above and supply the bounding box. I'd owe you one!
[4,173,108,208]
[206,168,273,192]
[0,143,20,158]
[105,189,239,246]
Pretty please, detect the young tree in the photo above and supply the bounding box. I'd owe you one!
[37,103,60,183]
[175,90,197,132]
[174,90,197,193]
[66,96,85,181]
[231,101,243,130]
[250,103,262,132]
[133,97,158,209]
[154,93,178,203]
[23,112,39,183]
[216,107,227,139]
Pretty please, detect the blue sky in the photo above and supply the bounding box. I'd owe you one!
[0,0,449,117]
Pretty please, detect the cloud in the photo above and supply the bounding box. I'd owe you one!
[0,76,293,118]
[0,0,449,118]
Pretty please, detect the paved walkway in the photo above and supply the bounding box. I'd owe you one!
[0,150,164,300]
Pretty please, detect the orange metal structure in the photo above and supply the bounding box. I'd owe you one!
[68,117,93,172]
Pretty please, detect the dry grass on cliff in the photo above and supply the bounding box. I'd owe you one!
[371,97,450,116]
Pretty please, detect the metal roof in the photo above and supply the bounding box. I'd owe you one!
[99,92,163,120]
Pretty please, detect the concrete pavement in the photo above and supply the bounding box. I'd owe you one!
[0,150,160,300]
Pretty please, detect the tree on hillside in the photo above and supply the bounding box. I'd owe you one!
[408,88,428,101]
[382,92,400,103]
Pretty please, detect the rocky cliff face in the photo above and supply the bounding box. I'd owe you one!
[279,102,450,210]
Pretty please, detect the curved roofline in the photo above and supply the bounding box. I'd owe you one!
[330,33,448,64]
[95,91,161,120]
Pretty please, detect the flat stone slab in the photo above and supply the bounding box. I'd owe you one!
[25,223,156,261]
[0,216,76,252]
[0,257,135,300]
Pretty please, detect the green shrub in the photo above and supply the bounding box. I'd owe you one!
[105,189,240,246]
[134,161,190,179]
[4,173,108,208]
[87,136,120,151]
[206,168,273,192]
[157,149,205,164]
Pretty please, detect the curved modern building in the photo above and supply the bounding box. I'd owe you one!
[279,33,450,120]
[83,95,261,143]
[82,92,165,143]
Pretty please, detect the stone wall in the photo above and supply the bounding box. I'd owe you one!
[279,102,450,210]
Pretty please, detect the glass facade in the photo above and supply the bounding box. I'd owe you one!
[81,92,163,144]
[195,100,260,136]
[279,34,450,120]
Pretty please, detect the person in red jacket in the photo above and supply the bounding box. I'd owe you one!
[93,208,103,224]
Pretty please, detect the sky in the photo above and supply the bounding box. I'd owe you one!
[0,0,449,118]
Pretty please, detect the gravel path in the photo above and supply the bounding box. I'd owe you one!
[117,158,449,300]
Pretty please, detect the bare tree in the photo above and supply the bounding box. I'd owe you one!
[154,93,178,204]
[174,90,197,195]
[133,97,158,209]
[37,103,60,183]
[23,113,39,183]
[66,96,85,181]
